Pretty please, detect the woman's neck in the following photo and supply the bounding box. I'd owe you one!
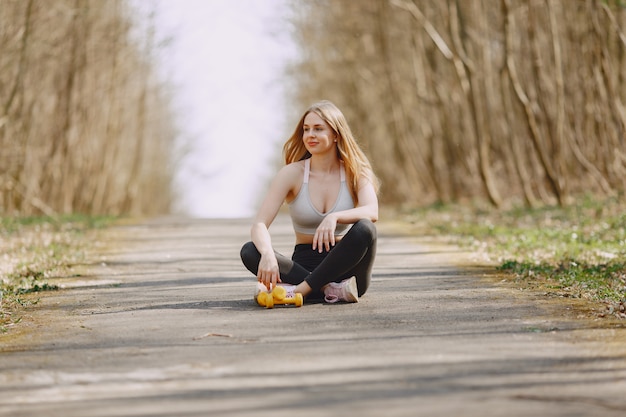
[309,154,340,175]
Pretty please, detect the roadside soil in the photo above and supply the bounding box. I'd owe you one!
[1,215,625,417]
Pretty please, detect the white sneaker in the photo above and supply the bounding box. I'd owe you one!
[254,282,269,302]
[278,284,296,298]
[323,276,358,303]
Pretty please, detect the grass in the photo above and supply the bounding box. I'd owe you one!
[395,195,626,319]
[0,214,115,333]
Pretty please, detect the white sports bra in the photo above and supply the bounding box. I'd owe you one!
[288,159,355,235]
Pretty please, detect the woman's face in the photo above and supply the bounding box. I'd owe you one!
[302,112,337,156]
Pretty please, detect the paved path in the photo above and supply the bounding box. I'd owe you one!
[1,216,625,417]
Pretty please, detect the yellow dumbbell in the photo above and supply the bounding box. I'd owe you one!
[257,286,303,309]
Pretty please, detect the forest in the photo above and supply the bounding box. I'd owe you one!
[288,0,626,209]
[0,0,174,216]
[1,0,625,215]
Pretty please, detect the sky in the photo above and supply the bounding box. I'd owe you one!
[147,0,297,218]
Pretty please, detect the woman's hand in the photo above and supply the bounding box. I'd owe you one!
[313,214,338,253]
[258,253,281,289]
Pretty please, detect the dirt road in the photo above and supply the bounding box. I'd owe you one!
[1,216,625,416]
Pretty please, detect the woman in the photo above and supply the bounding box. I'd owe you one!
[240,100,379,304]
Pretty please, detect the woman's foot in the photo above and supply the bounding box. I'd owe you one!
[294,281,312,298]
[323,276,358,303]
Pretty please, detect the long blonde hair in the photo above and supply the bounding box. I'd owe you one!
[283,100,379,204]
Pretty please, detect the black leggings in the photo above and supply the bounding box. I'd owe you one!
[240,219,377,298]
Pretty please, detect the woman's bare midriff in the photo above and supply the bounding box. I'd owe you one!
[294,231,344,246]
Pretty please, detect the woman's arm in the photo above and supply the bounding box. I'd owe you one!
[251,163,300,288]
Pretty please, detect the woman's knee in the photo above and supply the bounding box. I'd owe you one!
[240,241,259,265]
[350,219,377,242]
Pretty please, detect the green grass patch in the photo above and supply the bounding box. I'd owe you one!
[397,196,626,316]
[0,214,116,331]
[498,260,626,302]
[0,214,114,236]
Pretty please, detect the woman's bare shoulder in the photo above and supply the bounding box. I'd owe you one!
[277,160,305,179]
[275,161,305,201]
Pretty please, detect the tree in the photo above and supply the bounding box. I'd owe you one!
[287,0,626,208]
